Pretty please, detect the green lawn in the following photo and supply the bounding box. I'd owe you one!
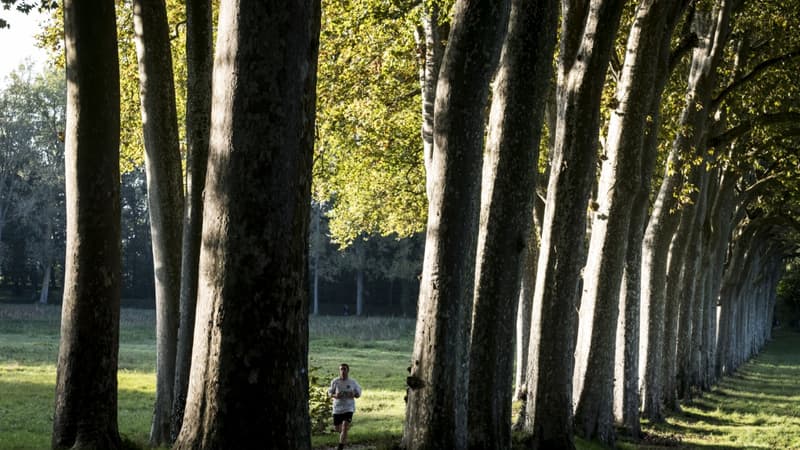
[627,329,800,450]
[1,303,799,449]
[0,304,413,449]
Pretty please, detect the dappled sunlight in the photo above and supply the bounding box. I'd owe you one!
[639,331,800,449]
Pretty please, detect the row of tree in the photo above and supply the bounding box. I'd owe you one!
[397,0,800,449]
[3,0,797,448]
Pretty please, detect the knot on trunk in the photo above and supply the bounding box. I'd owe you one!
[406,375,425,390]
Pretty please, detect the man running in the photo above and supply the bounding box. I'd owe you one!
[328,363,362,450]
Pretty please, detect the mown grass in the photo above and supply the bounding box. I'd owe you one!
[625,329,800,450]
[1,304,799,449]
[0,304,414,449]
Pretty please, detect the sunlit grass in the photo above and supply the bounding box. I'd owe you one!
[0,305,413,449]
[629,329,800,450]
[2,304,799,449]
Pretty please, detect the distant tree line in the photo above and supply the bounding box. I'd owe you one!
[0,86,423,312]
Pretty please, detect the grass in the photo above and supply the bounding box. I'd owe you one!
[625,329,800,450]
[0,304,414,449]
[1,304,799,449]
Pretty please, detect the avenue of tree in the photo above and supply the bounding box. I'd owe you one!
[0,0,798,448]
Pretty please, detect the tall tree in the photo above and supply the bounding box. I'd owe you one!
[51,0,122,448]
[402,0,510,447]
[131,0,185,444]
[613,7,695,435]
[639,0,737,421]
[466,0,557,447]
[171,0,213,440]
[522,0,625,447]
[173,0,321,447]
[573,0,689,443]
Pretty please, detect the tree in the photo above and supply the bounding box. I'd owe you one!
[0,65,66,301]
[639,0,738,420]
[572,0,689,443]
[401,0,510,447]
[522,0,625,447]
[51,0,122,448]
[131,0,185,444]
[466,0,557,447]
[171,0,213,436]
[173,0,321,447]
[314,0,427,245]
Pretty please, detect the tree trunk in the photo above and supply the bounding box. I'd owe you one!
[356,269,364,316]
[613,2,687,433]
[173,0,320,447]
[402,0,510,448]
[640,0,735,421]
[52,1,122,448]
[39,263,51,304]
[171,0,213,440]
[573,0,687,443]
[415,3,446,200]
[514,214,540,402]
[132,0,186,444]
[523,0,625,447]
[680,169,713,398]
[467,0,557,447]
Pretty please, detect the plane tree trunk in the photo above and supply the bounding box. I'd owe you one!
[132,0,186,444]
[171,0,213,440]
[639,0,735,421]
[402,0,510,447]
[52,1,122,447]
[173,0,321,447]
[466,0,557,447]
[522,0,625,447]
[573,0,689,443]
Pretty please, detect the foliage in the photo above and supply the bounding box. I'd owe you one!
[0,0,57,29]
[777,258,800,318]
[314,0,426,245]
[36,0,188,173]
[0,64,65,293]
[308,365,334,434]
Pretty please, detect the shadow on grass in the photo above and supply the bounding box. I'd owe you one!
[634,330,800,449]
[0,378,156,450]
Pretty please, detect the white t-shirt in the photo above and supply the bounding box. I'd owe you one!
[328,377,362,414]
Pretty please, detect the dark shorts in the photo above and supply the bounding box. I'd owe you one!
[333,412,354,426]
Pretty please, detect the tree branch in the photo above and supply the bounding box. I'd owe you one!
[668,32,699,74]
[712,48,800,110]
[708,112,800,148]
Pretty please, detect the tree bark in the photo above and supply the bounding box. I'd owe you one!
[514,213,540,402]
[573,1,683,444]
[573,0,687,443]
[522,0,625,447]
[613,3,688,433]
[171,0,213,441]
[415,3,446,201]
[131,0,186,444]
[402,0,510,448]
[173,0,321,447]
[52,1,122,448]
[466,0,557,447]
[39,258,52,304]
[675,168,710,400]
[640,0,735,421]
